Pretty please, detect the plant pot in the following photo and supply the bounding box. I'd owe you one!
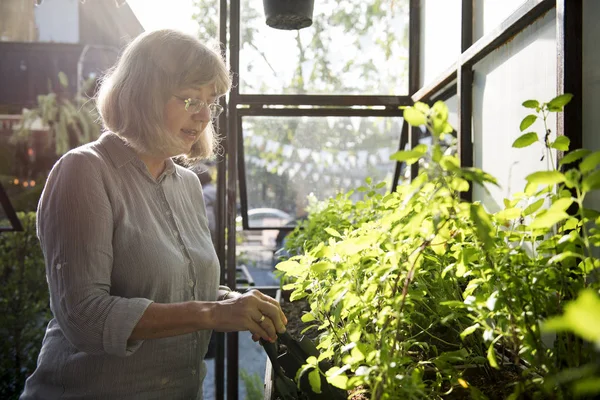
[262,0,314,30]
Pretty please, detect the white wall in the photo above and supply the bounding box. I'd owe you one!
[472,10,556,211]
[473,0,527,41]
[34,0,79,43]
[419,0,462,87]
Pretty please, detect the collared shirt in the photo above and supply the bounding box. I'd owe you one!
[21,132,220,400]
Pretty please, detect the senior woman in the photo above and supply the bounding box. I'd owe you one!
[21,29,287,400]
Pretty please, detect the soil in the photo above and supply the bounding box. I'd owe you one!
[274,294,520,400]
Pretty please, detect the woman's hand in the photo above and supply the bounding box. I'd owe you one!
[212,290,287,343]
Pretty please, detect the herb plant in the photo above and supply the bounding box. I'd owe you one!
[277,96,600,399]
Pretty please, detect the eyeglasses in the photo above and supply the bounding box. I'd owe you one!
[173,95,224,119]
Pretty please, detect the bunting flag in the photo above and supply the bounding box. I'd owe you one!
[311,151,321,164]
[377,148,391,162]
[357,151,368,167]
[348,154,357,168]
[282,145,294,158]
[288,163,301,179]
[296,148,311,162]
[337,150,348,164]
[253,135,265,149]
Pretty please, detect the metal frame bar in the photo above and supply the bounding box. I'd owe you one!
[407,0,421,182]
[214,0,228,397]
[237,94,411,107]
[556,0,583,161]
[226,0,240,398]
[458,0,474,201]
[0,182,22,232]
[237,107,404,117]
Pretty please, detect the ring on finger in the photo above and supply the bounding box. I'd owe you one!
[258,314,265,323]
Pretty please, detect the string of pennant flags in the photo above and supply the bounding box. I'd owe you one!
[244,135,394,175]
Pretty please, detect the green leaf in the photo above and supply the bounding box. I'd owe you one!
[326,373,348,390]
[308,368,322,394]
[578,258,596,274]
[390,144,428,164]
[486,291,499,311]
[460,323,480,339]
[311,261,334,273]
[560,149,592,167]
[403,107,427,126]
[546,251,584,265]
[487,343,499,369]
[550,197,574,212]
[522,99,540,109]
[414,102,430,114]
[524,198,545,216]
[301,313,316,323]
[324,227,342,238]
[551,135,570,151]
[520,115,537,132]
[547,93,574,109]
[470,204,494,250]
[459,168,499,187]
[350,346,365,362]
[573,377,600,396]
[432,101,449,121]
[582,170,600,192]
[544,289,600,343]
[530,210,570,229]
[525,171,566,186]
[580,151,600,174]
[495,207,522,222]
[512,132,538,148]
[440,155,459,171]
[58,71,69,88]
[276,260,306,277]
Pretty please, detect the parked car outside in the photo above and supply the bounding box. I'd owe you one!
[236,208,293,248]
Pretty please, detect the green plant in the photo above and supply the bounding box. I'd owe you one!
[11,72,101,156]
[240,368,264,400]
[542,289,600,398]
[276,96,599,399]
[0,212,51,399]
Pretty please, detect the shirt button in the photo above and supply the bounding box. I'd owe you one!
[180,244,185,250]
[191,369,197,376]
[188,279,194,288]
[161,377,169,385]
[166,209,172,216]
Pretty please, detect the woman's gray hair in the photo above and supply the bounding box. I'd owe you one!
[96,29,231,162]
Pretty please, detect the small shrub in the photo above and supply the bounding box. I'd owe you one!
[0,212,50,399]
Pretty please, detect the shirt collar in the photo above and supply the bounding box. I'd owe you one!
[99,132,181,178]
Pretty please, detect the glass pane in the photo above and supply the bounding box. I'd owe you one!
[242,116,403,228]
[583,0,600,217]
[420,0,462,87]
[472,10,556,211]
[240,0,410,95]
[473,0,528,41]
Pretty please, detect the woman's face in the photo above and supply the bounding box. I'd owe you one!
[164,84,217,154]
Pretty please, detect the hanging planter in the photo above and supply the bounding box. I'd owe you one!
[262,0,314,30]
